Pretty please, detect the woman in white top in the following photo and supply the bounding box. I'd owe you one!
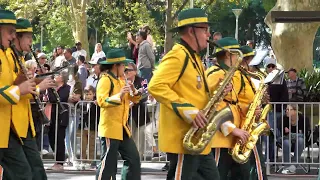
[91,43,106,61]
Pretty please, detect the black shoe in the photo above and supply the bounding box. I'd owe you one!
[162,163,169,171]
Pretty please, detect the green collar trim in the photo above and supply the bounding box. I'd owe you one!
[217,60,230,70]
[107,71,118,79]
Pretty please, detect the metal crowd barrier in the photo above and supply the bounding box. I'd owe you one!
[36,101,320,176]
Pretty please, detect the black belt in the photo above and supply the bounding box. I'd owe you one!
[223,99,237,105]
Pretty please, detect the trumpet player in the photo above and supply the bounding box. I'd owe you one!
[206,37,251,180]
[148,8,222,180]
[96,49,141,180]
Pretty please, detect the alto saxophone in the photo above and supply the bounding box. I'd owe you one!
[229,67,271,164]
[183,48,244,154]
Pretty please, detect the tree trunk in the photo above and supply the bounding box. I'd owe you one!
[265,0,320,71]
[164,0,174,54]
[69,0,90,61]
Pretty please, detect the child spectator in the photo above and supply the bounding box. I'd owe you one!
[76,85,100,170]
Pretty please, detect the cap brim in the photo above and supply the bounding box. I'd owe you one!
[98,59,134,65]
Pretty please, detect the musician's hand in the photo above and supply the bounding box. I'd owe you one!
[192,111,207,129]
[38,78,56,91]
[254,106,262,120]
[223,82,233,96]
[18,79,37,95]
[262,93,270,104]
[127,81,135,92]
[120,86,131,99]
[13,73,28,85]
[231,128,250,144]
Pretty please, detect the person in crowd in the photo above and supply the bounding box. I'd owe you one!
[47,71,70,171]
[96,49,141,180]
[277,105,310,174]
[53,45,67,70]
[136,31,155,82]
[263,57,289,162]
[246,40,254,49]
[37,52,49,68]
[87,57,103,90]
[72,42,87,60]
[148,8,221,180]
[65,65,83,166]
[286,68,307,102]
[76,85,100,170]
[76,55,88,89]
[64,48,77,65]
[91,43,106,61]
[141,25,155,49]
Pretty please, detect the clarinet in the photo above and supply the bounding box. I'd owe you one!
[30,46,67,114]
[10,41,50,124]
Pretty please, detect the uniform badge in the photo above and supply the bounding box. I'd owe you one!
[196,75,202,89]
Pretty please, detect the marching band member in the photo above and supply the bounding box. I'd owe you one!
[96,49,142,180]
[228,46,268,180]
[206,37,250,180]
[148,8,222,180]
[9,18,54,179]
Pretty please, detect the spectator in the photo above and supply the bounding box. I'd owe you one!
[64,48,77,65]
[76,55,88,90]
[277,105,310,174]
[91,43,105,61]
[72,42,87,60]
[136,31,155,82]
[286,68,307,102]
[212,32,222,41]
[246,40,254,49]
[76,86,100,170]
[53,45,66,70]
[141,25,155,49]
[87,57,103,90]
[48,71,70,171]
[263,57,289,162]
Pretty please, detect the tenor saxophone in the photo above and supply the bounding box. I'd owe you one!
[183,48,244,154]
[229,67,271,164]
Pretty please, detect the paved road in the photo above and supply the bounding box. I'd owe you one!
[47,173,318,180]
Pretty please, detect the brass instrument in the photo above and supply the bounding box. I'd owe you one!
[10,41,50,124]
[30,47,67,114]
[183,40,244,154]
[229,66,271,164]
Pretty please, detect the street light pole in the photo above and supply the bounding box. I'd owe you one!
[232,9,242,40]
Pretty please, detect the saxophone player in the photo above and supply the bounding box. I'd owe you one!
[6,18,55,179]
[206,37,251,180]
[149,8,226,180]
[228,45,268,180]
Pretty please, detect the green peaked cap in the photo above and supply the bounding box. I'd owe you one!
[16,18,32,33]
[99,49,134,65]
[171,8,209,32]
[0,9,16,25]
[214,37,240,54]
[240,45,254,58]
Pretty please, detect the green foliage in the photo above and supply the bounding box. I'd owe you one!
[262,0,276,12]
[299,69,320,102]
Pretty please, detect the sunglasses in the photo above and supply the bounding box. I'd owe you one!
[125,68,135,72]
[267,64,276,69]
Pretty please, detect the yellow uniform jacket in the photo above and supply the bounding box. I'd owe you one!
[206,63,242,148]
[237,72,256,124]
[0,49,21,148]
[148,41,211,155]
[97,72,141,140]
[7,48,36,138]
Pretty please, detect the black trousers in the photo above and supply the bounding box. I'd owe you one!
[48,123,66,165]
[21,128,47,180]
[0,130,32,180]
[166,152,220,180]
[212,148,250,180]
[96,131,141,180]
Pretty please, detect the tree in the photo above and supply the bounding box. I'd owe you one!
[265,0,320,71]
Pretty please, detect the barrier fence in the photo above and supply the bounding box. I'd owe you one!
[36,101,320,175]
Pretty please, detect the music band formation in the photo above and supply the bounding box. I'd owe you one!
[0,7,274,180]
